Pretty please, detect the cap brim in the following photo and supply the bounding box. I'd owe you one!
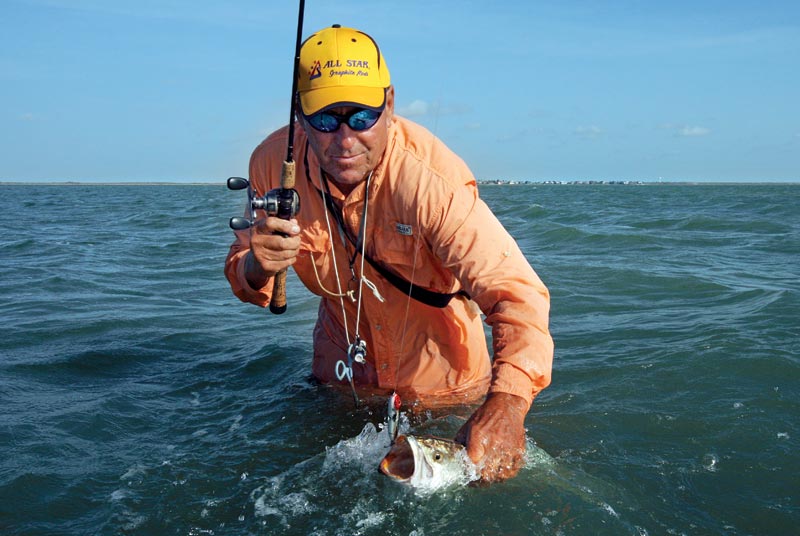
[300,86,386,116]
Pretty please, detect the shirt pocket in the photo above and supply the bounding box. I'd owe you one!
[301,219,332,255]
[371,219,423,271]
[370,220,455,292]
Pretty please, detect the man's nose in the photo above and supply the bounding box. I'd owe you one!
[333,124,358,148]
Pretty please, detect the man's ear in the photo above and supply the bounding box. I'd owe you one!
[384,85,395,123]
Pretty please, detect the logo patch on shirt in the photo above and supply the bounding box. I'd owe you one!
[395,223,413,236]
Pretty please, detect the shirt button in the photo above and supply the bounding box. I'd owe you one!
[375,324,382,331]
[380,363,389,370]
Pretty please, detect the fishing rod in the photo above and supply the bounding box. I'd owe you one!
[227,0,306,314]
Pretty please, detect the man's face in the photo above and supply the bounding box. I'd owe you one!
[302,86,395,192]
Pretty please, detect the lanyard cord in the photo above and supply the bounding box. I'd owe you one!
[319,169,374,347]
[321,193,353,346]
[303,149,425,397]
[304,144,377,406]
[321,170,373,407]
[304,144,353,346]
[320,172,370,287]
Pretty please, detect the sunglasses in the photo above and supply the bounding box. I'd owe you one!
[304,107,384,133]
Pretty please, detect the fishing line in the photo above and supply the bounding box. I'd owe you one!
[391,77,446,416]
[284,0,306,165]
[394,226,422,383]
[266,0,306,315]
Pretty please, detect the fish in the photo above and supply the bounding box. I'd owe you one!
[379,434,478,489]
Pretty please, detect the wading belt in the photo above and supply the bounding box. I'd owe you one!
[306,149,468,308]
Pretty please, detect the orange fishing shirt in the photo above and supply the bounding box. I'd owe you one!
[225,117,553,408]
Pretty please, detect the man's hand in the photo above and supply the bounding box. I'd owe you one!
[244,217,301,289]
[454,392,529,483]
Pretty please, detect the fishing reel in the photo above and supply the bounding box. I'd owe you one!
[226,176,300,231]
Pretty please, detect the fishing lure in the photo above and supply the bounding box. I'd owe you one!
[387,391,401,444]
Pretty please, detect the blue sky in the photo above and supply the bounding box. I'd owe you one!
[2,0,798,182]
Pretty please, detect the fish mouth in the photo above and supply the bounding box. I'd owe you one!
[379,435,415,481]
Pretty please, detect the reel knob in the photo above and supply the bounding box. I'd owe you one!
[229,217,252,230]
[227,176,250,190]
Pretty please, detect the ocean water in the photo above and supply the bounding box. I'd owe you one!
[1,182,798,535]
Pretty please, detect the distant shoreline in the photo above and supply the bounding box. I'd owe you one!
[476,180,800,186]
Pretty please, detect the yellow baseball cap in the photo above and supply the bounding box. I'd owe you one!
[298,25,391,116]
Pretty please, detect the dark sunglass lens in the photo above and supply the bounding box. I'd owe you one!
[348,109,380,131]
[307,108,383,132]
[308,112,340,132]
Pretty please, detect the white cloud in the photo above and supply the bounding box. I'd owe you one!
[397,99,429,117]
[575,125,603,139]
[396,100,473,119]
[678,126,711,137]
[659,123,712,137]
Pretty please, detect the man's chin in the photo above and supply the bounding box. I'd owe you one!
[327,169,369,188]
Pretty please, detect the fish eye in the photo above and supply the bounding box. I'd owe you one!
[434,453,442,461]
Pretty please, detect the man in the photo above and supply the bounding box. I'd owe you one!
[225,24,553,483]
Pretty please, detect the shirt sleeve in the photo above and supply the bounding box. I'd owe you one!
[224,226,273,307]
[431,182,554,408]
[223,129,288,308]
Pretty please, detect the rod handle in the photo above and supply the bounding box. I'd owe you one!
[268,160,297,315]
[269,270,288,314]
[281,161,296,189]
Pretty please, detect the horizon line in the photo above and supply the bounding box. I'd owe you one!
[2,178,799,186]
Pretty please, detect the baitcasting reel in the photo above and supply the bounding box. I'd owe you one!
[226,177,300,231]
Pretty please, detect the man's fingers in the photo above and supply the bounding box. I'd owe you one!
[477,446,525,483]
[254,216,300,236]
[247,217,302,277]
[466,436,486,466]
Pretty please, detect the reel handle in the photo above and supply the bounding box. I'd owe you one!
[226,167,298,315]
[228,177,255,231]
